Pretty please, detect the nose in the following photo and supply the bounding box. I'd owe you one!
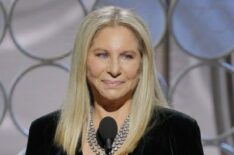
[107,57,121,77]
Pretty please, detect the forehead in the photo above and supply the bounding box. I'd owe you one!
[90,25,139,49]
[96,25,136,38]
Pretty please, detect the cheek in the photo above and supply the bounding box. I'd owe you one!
[124,62,141,80]
[86,57,105,78]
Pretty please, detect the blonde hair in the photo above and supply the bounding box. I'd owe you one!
[55,6,167,155]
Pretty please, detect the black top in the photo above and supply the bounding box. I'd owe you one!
[25,107,204,155]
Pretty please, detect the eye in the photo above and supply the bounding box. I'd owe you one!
[95,52,108,58]
[121,53,134,60]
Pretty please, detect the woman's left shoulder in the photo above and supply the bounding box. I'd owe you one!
[154,107,204,154]
[142,106,204,155]
[151,106,200,131]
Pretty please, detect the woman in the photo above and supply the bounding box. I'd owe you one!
[26,6,204,155]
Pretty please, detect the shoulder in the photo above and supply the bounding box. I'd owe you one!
[29,110,61,139]
[28,110,61,139]
[30,110,60,129]
[29,110,60,135]
[154,106,197,125]
[26,111,61,155]
[141,106,204,155]
[146,106,200,135]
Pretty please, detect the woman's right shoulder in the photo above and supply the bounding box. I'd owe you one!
[29,110,61,133]
[26,110,62,155]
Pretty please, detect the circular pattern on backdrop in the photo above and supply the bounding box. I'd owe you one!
[157,73,168,98]
[169,61,234,103]
[9,0,83,61]
[93,0,166,48]
[0,1,7,44]
[9,62,69,136]
[171,0,234,60]
[0,81,7,125]
[168,60,234,153]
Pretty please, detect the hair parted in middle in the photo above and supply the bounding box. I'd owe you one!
[55,6,167,155]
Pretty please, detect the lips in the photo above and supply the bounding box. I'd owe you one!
[102,80,124,87]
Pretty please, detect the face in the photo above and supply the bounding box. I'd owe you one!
[86,26,141,103]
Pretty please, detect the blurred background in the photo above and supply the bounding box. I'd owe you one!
[0,0,234,154]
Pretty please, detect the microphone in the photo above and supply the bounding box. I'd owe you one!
[96,116,118,155]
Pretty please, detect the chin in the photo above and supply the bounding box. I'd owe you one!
[102,94,123,101]
[98,90,123,99]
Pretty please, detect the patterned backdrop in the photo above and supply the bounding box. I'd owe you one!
[0,0,234,154]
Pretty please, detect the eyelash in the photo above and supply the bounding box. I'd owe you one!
[95,53,134,59]
[95,53,108,58]
[122,54,133,59]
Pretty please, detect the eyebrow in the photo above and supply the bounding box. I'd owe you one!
[122,50,138,53]
[91,47,138,54]
[90,48,108,53]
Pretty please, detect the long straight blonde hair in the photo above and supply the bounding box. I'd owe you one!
[54,6,167,155]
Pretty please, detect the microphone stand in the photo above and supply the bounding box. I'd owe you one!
[105,138,112,155]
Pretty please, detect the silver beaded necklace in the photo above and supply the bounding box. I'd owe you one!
[87,108,130,155]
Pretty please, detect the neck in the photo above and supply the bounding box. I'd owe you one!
[92,99,131,129]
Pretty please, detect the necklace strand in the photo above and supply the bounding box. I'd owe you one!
[87,109,130,155]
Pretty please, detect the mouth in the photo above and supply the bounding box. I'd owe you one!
[102,80,124,87]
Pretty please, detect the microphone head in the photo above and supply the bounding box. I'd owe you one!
[96,116,118,150]
[97,116,118,139]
